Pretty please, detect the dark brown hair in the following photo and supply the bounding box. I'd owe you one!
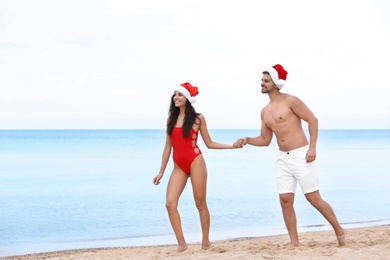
[166,93,200,138]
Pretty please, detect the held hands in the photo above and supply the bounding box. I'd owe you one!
[233,138,247,148]
[153,138,248,185]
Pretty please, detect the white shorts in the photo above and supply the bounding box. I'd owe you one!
[276,145,319,194]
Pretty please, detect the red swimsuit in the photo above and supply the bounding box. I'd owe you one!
[170,127,202,174]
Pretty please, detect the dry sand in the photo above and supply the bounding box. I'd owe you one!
[2,225,389,260]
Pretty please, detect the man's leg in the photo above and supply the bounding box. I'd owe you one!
[279,193,299,247]
[305,190,347,246]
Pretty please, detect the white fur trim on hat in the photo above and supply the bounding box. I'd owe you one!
[175,86,197,103]
[264,67,286,90]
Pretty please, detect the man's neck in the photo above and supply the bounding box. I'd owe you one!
[268,89,282,101]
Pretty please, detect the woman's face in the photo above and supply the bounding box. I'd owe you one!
[173,91,187,107]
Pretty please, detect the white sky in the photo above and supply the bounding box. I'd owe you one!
[1,0,389,129]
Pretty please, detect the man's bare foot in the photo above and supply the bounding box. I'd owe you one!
[337,229,347,247]
[202,241,212,250]
[177,243,188,252]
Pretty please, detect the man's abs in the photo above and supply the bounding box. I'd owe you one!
[275,131,309,151]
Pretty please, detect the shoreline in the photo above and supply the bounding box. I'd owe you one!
[2,224,389,260]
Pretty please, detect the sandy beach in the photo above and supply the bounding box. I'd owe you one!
[2,225,389,260]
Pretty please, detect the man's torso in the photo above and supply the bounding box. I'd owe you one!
[263,95,308,151]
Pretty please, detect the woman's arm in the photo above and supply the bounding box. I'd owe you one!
[153,134,172,185]
[198,114,236,149]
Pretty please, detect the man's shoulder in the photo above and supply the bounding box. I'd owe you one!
[282,93,296,98]
[282,93,302,103]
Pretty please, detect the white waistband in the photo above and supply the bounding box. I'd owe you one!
[278,145,309,155]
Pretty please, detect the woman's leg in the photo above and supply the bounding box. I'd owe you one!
[190,156,211,249]
[166,166,189,252]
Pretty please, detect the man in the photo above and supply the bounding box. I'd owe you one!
[234,64,346,248]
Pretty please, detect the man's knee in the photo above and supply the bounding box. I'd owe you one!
[305,191,322,207]
[279,193,295,209]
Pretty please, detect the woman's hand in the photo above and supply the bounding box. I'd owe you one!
[233,138,247,148]
[153,173,163,185]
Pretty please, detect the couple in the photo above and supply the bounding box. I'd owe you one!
[152,64,347,252]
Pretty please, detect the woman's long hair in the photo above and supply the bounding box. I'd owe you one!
[167,93,200,138]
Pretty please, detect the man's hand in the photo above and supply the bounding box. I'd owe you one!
[306,148,317,163]
[233,138,247,148]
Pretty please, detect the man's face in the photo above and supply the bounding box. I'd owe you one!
[261,74,276,93]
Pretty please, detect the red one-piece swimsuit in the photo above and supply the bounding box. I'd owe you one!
[170,127,202,174]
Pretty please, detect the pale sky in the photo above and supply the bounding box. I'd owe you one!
[1,0,389,129]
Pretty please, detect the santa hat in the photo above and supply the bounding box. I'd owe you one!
[263,64,288,90]
[175,82,199,103]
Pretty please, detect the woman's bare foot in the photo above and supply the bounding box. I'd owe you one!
[177,243,188,252]
[337,229,347,247]
[287,242,299,249]
[202,241,212,250]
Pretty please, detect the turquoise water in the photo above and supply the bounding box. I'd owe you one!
[0,129,389,257]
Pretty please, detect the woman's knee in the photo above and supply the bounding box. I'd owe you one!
[194,199,208,211]
[165,201,178,211]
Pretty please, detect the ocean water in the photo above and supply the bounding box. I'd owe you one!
[0,129,389,257]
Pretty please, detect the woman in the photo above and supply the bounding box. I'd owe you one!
[153,82,238,252]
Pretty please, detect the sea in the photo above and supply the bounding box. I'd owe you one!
[0,129,389,257]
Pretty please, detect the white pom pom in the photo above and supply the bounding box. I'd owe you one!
[189,97,197,103]
[275,79,285,89]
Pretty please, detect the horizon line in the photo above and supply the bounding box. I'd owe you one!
[0,128,389,131]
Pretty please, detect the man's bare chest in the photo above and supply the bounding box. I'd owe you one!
[263,106,293,127]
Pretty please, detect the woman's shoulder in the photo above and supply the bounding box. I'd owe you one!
[190,114,202,128]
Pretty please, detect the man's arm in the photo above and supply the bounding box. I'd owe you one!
[245,120,273,146]
[290,95,318,161]
[235,110,273,147]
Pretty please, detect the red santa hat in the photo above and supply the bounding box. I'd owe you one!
[175,82,199,103]
[263,64,288,90]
